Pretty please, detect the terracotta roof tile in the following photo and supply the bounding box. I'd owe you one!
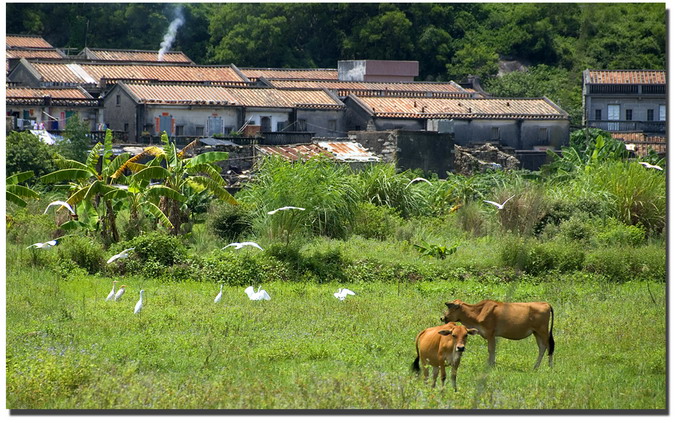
[268,79,470,96]
[121,83,344,109]
[241,68,338,81]
[83,48,193,63]
[354,95,567,119]
[585,70,666,85]
[6,86,92,99]
[6,35,54,49]
[24,62,248,84]
[6,49,65,59]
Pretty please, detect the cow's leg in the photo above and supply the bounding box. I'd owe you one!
[422,365,429,383]
[431,366,439,387]
[533,332,547,370]
[440,365,446,387]
[487,335,497,367]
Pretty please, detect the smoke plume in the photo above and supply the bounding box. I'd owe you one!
[158,6,185,61]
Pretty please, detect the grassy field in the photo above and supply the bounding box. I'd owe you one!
[5,260,666,410]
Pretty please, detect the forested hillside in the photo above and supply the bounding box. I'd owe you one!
[6,3,666,122]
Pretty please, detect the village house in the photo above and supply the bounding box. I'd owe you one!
[344,94,570,151]
[6,34,67,74]
[5,86,103,132]
[102,82,346,142]
[582,69,666,156]
[75,48,194,64]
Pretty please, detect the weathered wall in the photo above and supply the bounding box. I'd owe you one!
[103,85,139,139]
[349,130,455,177]
[297,108,347,137]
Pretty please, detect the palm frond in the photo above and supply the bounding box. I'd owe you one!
[143,201,174,229]
[6,170,35,185]
[105,152,132,180]
[135,166,171,181]
[40,169,92,184]
[188,151,230,167]
[188,163,224,182]
[7,184,40,199]
[6,191,27,208]
[146,185,187,202]
[191,175,238,205]
[86,142,102,171]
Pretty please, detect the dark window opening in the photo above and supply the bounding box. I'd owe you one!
[625,109,633,120]
[647,109,654,121]
[594,109,602,120]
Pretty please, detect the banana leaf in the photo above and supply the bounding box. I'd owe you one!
[6,170,35,185]
[40,169,92,184]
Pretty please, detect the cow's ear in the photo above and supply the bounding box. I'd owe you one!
[438,330,452,336]
[445,302,459,310]
[467,328,479,336]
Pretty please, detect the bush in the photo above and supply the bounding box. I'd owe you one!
[196,250,291,286]
[558,214,595,243]
[352,202,403,240]
[6,210,57,245]
[207,203,253,241]
[455,202,488,237]
[500,238,584,274]
[6,131,59,181]
[583,245,665,282]
[125,232,188,266]
[56,237,106,275]
[596,219,646,247]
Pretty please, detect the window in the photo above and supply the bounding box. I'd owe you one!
[116,95,121,106]
[594,109,602,120]
[224,127,234,135]
[276,122,286,132]
[298,119,307,131]
[625,109,633,121]
[491,127,500,141]
[176,125,184,136]
[196,126,204,136]
[647,109,654,121]
[124,123,129,132]
[659,105,666,121]
[328,119,337,133]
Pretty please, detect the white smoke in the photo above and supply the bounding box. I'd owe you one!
[158,6,185,61]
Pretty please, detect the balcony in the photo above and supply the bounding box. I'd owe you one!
[587,120,666,134]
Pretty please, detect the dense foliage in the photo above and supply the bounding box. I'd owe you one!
[7,3,666,122]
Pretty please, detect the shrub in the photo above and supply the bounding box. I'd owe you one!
[56,237,106,275]
[583,245,665,282]
[207,202,253,241]
[500,238,584,274]
[197,250,291,286]
[558,214,596,243]
[6,209,57,245]
[494,185,548,236]
[352,202,403,240]
[596,219,646,247]
[6,131,59,181]
[455,202,488,237]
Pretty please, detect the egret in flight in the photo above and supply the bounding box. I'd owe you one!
[405,177,433,188]
[267,206,305,215]
[44,200,76,215]
[107,248,135,264]
[483,195,515,210]
[245,285,271,301]
[639,162,663,170]
[334,288,356,301]
[222,242,264,251]
[27,239,60,249]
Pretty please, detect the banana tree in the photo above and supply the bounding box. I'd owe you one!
[127,132,236,234]
[6,170,40,208]
[40,129,129,244]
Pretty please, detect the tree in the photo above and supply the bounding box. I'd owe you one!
[6,171,40,208]
[6,131,59,181]
[129,133,237,234]
[56,116,92,162]
[446,44,499,81]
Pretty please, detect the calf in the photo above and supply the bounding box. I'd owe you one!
[442,299,554,369]
[411,322,478,390]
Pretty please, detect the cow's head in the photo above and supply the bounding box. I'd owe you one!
[438,324,478,353]
[441,299,464,323]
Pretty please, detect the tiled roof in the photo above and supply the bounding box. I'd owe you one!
[267,79,471,96]
[256,144,332,161]
[353,96,568,119]
[316,141,380,162]
[6,86,92,99]
[6,35,54,49]
[83,48,193,63]
[241,68,339,81]
[6,49,65,59]
[584,70,666,85]
[21,62,248,85]
[120,83,344,109]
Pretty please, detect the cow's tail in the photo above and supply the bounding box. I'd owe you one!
[548,306,555,355]
[412,332,422,374]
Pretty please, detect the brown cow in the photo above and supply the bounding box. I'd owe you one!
[411,322,478,390]
[441,299,554,369]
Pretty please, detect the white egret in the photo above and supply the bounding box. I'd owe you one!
[214,284,224,303]
[405,177,433,188]
[639,162,663,170]
[114,285,127,301]
[267,206,305,215]
[107,247,135,264]
[245,285,271,301]
[134,290,144,314]
[483,195,515,210]
[334,288,356,301]
[43,200,76,215]
[106,280,118,301]
[222,241,264,251]
[26,239,60,249]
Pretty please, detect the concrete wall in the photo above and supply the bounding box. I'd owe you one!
[349,130,455,178]
[103,85,139,139]
[585,95,667,124]
[297,109,347,137]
